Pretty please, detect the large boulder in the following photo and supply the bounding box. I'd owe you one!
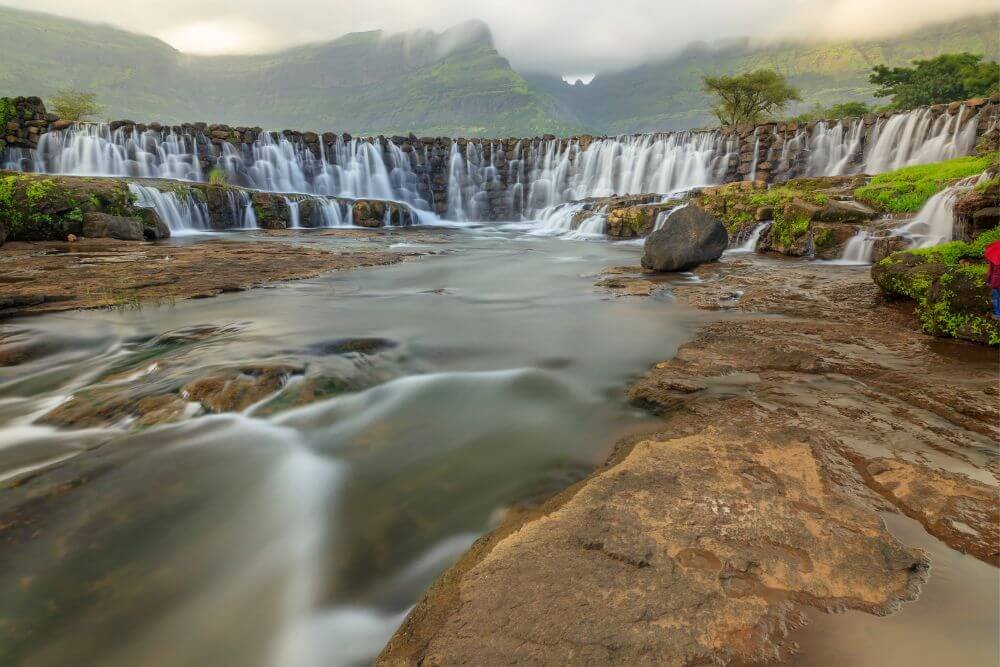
[82,213,144,241]
[814,199,877,223]
[641,206,728,272]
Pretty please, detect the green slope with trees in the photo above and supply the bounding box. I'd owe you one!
[0,8,582,136]
[0,6,996,135]
[529,13,1000,132]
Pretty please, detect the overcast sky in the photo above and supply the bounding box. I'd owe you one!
[0,0,995,73]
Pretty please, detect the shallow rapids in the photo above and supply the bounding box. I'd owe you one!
[0,228,691,666]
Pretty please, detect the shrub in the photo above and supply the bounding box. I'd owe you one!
[208,168,228,186]
[49,90,103,122]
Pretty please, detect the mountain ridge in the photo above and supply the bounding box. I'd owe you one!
[0,7,997,135]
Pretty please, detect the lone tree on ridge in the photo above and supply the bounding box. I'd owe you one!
[703,70,801,127]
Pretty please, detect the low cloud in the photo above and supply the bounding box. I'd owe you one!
[0,0,995,73]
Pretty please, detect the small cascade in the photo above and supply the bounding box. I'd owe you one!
[892,183,970,248]
[747,130,761,183]
[864,106,978,173]
[286,198,302,228]
[34,124,203,180]
[531,203,589,235]
[653,205,687,231]
[129,183,210,233]
[836,231,877,264]
[728,222,771,254]
[573,213,606,237]
[804,119,865,176]
[313,199,349,228]
[226,190,259,229]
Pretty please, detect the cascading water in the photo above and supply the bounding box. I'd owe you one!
[34,124,203,180]
[2,104,984,231]
[892,182,968,248]
[129,183,210,234]
[728,222,771,254]
[313,199,350,227]
[835,231,877,265]
[226,190,259,230]
[834,171,990,264]
[863,106,978,174]
[286,199,302,229]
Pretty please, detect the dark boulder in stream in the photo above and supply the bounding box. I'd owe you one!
[640,206,728,272]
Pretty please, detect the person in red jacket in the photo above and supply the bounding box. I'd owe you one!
[986,240,1000,320]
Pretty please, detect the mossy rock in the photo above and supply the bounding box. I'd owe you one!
[872,246,1000,345]
[0,172,134,242]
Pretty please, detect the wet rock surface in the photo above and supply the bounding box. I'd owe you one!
[0,232,425,318]
[380,254,998,665]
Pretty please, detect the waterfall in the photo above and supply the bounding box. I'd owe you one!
[286,199,302,228]
[2,104,984,229]
[129,183,210,234]
[863,106,978,173]
[531,203,588,235]
[34,124,203,180]
[804,119,865,176]
[313,199,349,227]
[727,222,771,254]
[893,185,965,248]
[747,130,761,183]
[835,172,988,264]
[836,231,877,264]
[226,190,259,229]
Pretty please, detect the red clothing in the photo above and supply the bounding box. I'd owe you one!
[989,261,1000,290]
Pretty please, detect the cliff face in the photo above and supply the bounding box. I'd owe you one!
[4,95,999,221]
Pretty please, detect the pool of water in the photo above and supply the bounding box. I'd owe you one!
[0,227,695,666]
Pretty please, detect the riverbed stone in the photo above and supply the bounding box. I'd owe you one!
[82,213,144,241]
[641,206,728,272]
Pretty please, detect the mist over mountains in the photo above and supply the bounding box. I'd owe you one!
[0,6,997,135]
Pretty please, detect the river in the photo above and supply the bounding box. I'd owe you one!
[0,227,695,666]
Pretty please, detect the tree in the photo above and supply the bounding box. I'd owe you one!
[870,53,1000,109]
[703,70,801,127]
[790,101,871,123]
[48,90,103,121]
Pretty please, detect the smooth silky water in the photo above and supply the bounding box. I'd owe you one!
[0,227,697,666]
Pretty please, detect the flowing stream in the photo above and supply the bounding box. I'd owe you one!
[0,229,692,667]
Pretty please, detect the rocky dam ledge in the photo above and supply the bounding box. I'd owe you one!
[4,94,998,220]
[377,255,999,665]
[0,171,417,245]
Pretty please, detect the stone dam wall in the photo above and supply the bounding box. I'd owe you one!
[3,95,999,221]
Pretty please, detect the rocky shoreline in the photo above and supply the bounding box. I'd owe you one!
[0,229,436,318]
[377,253,998,665]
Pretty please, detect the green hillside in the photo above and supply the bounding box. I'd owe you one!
[0,7,996,135]
[0,8,582,136]
[530,13,1000,132]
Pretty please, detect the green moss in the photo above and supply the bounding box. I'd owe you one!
[633,209,650,233]
[854,153,998,213]
[813,227,834,248]
[771,210,810,247]
[875,227,1000,345]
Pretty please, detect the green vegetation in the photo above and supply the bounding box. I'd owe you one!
[874,227,1000,345]
[790,101,871,122]
[854,153,998,212]
[533,13,999,132]
[1,6,997,134]
[703,70,801,126]
[0,173,135,241]
[48,90,103,121]
[870,53,1000,109]
[0,96,14,126]
[208,169,228,186]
